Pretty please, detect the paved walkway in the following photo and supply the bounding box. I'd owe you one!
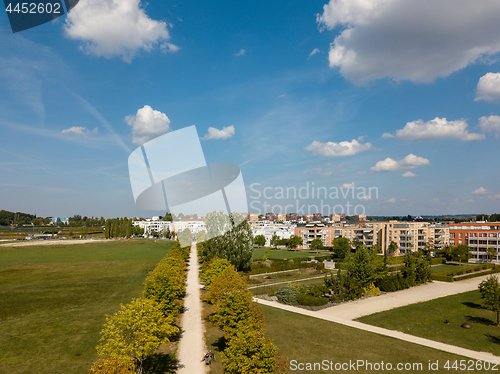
[317,274,497,320]
[176,243,207,374]
[255,274,500,362]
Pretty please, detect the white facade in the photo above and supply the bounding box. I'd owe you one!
[251,223,296,246]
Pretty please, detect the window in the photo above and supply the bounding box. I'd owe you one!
[459,233,462,239]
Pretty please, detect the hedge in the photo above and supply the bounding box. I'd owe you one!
[431,263,499,282]
[296,294,329,306]
[429,257,446,265]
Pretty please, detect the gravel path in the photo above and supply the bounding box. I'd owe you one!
[176,242,208,374]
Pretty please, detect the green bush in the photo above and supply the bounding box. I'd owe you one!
[429,257,446,265]
[296,294,329,306]
[276,286,300,305]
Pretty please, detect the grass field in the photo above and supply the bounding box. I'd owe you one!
[0,239,176,374]
[252,248,331,260]
[204,303,493,374]
[357,290,500,357]
[430,264,467,274]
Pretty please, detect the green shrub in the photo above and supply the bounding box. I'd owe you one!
[276,286,300,305]
[429,257,446,265]
[363,283,381,296]
[296,294,328,306]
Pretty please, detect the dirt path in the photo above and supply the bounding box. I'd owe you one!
[0,238,110,247]
[176,242,208,373]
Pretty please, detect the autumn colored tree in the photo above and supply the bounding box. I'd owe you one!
[222,327,278,374]
[96,298,179,374]
[200,257,233,288]
[204,266,247,304]
[89,357,135,374]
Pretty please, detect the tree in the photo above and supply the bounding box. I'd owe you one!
[487,247,497,262]
[388,241,398,256]
[310,238,324,252]
[254,234,266,247]
[195,230,206,242]
[332,237,351,260]
[201,212,253,271]
[204,266,247,305]
[163,213,173,221]
[178,228,192,248]
[347,247,377,289]
[200,258,233,288]
[96,298,179,374]
[270,235,281,249]
[286,235,302,250]
[222,327,278,374]
[479,276,500,326]
[90,357,135,374]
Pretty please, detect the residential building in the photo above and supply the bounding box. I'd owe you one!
[449,222,500,263]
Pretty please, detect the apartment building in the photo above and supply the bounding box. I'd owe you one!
[355,214,367,221]
[449,222,500,263]
[294,221,449,254]
[276,213,287,221]
[251,223,295,246]
[248,213,259,221]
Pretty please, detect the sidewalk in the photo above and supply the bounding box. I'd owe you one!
[254,274,500,363]
[176,243,208,374]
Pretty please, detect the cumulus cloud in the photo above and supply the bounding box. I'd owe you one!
[236,49,246,57]
[64,0,175,63]
[472,187,489,195]
[61,126,98,136]
[304,138,372,157]
[384,197,396,203]
[125,105,171,145]
[476,72,500,102]
[341,182,355,189]
[402,171,417,178]
[317,0,500,84]
[370,154,430,172]
[161,43,181,54]
[383,117,484,141]
[203,125,235,140]
[479,115,500,138]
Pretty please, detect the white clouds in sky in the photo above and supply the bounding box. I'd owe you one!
[303,166,332,176]
[61,126,98,136]
[382,117,484,141]
[317,0,500,84]
[304,138,372,157]
[472,187,489,195]
[64,0,175,62]
[309,48,321,57]
[478,115,500,138]
[370,154,430,172]
[476,72,500,102]
[341,182,355,188]
[203,125,235,140]
[384,197,396,203]
[126,105,171,145]
[236,49,246,57]
[402,171,417,178]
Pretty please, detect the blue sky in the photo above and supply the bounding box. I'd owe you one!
[1,0,500,218]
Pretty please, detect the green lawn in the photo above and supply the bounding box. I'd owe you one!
[252,248,331,260]
[0,239,175,374]
[262,305,494,373]
[357,290,500,357]
[430,264,467,274]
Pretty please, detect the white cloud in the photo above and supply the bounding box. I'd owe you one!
[495,194,500,199]
[61,126,98,136]
[472,187,489,195]
[467,199,474,203]
[370,154,430,172]
[64,0,174,63]
[479,115,500,138]
[384,117,484,141]
[431,198,444,206]
[359,195,371,201]
[402,171,417,178]
[304,138,372,157]
[303,166,332,176]
[236,49,246,57]
[125,105,171,145]
[357,171,366,175]
[309,48,321,57]
[161,43,180,54]
[341,182,355,189]
[384,197,396,203]
[317,0,500,84]
[203,125,235,140]
[476,72,500,102]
